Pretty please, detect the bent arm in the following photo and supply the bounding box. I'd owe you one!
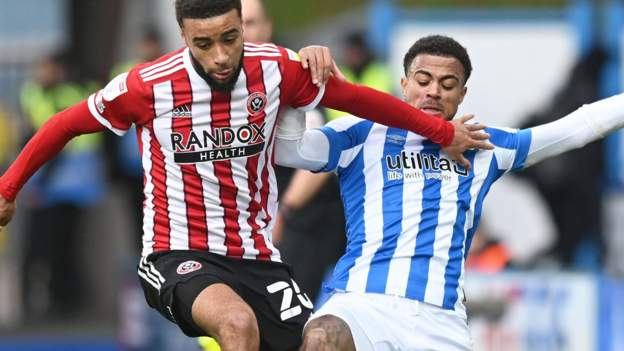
[525,93,624,167]
[274,132,330,171]
[0,100,106,200]
[320,77,454,146]
[274,109,330,171]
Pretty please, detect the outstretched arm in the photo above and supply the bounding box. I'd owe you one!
[319,77,492,169]
[0,101,106,225]
[524,93,624,167]
[281,47,491,169]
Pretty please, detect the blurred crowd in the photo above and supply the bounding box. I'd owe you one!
[0,0,623,350]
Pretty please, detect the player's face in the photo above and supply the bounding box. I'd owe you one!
[241,0,273,42]
[180,9,244,91]
[401,54,467,120]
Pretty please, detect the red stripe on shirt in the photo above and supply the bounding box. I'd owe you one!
[210,90,244,258]
[171,76,209,250]
[258,115,278,231]
[242,59,272,261]
[136,125,147,213]
[148,119,171,252]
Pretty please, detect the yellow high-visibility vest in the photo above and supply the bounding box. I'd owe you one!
[326,61,393,121]
[20,81,101,152]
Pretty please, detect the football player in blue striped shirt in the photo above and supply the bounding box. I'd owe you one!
[275,35,624,350]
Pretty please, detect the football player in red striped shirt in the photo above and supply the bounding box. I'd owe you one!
[0,0,491,349]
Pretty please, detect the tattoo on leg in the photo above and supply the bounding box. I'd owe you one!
[303,315,356,351]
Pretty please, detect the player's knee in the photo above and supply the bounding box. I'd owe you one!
[303,315,355,351]
[305,314,343,334]
[217,308,259,341]
[302,325,329,344]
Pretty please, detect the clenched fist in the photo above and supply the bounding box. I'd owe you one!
[0,196,16,230]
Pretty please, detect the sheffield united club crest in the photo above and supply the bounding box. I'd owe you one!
[176,260,202,275]
[247,92,267,116]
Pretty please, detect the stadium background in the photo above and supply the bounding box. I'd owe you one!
[0,0,623,350]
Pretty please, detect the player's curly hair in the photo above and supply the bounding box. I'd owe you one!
[175,0,242,26]
[403,35,472,83]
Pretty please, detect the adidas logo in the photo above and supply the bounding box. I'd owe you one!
[172,104,192,118]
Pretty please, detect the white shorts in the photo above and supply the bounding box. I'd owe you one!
[308,292,473,351]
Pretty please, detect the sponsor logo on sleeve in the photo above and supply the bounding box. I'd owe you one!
[95,91,106,114]
[102,72,129,102]
[176,260,202,275]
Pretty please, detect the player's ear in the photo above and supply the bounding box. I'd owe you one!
[400,77,408,99]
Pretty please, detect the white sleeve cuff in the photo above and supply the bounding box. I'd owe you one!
[297,84,326,112]
[87,93,128,136]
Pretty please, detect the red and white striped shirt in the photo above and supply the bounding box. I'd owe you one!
[87,43,323,261]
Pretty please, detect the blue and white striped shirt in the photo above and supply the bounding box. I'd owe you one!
[318,116,532,310]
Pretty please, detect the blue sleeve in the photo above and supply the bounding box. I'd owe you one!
[511,129,532,170]
[317,119,372,172]
[487,127,533,171]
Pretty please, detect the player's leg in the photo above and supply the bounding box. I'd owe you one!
[137,252,259,350]
[300,314,356,351]
[189,283,260,351]
[305,292,473,351]
[231,258,314,350]
[302,292,399,351]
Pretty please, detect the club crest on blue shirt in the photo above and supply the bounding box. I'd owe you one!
[247,91,267,116]
[386,134,407,145]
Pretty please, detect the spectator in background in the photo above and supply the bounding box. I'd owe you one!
[241,0,272,44]
[465,225,510,273]
[341,31,392,92]
[326,31,392,121]
[109,28,165,251]
[0,104,17,168]
[111,27,164,77]
[0,104,17,256]
[19,50,105,319]
[518,46,608,269]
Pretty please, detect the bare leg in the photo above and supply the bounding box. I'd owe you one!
[300,315,356,351]
[191,283,260,351]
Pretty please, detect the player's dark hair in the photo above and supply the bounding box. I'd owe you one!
[403,35,472,83]
[175,0,242,26]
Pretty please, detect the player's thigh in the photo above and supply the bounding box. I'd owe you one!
[307,293,375,351]
[235,259,314,351]
[190,282,258,337]
[137,251,245,337]
[311,292,473,351]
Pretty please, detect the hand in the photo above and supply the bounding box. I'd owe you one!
[298,46,347,86]
[442,114,493,171]
[0,195,16,230]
